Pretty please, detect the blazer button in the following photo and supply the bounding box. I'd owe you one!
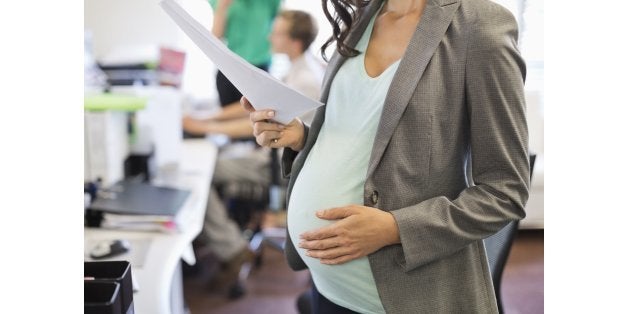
[371,191,379,205]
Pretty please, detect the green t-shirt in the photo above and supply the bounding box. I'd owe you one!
[209,0,280,65]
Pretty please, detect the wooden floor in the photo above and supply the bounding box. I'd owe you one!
[184,229,544,314]
[501,229,544,314]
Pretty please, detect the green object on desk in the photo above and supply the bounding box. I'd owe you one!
[84,94,148,111]
[145,60,158,70]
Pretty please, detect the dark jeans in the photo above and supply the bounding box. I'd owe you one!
[215,63,269,106]
[311,284,359,314]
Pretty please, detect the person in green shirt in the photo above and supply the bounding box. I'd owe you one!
[209,0,281,109]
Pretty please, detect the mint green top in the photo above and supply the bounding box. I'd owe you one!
[208,0,280,65]
[286,8,400,314]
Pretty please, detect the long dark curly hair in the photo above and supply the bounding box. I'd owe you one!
[321,0,370,61]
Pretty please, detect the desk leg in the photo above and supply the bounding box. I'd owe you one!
[170,261,187,314]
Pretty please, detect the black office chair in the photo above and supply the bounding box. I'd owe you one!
[217,147,288,298]
[222,148,286,243]
[484,153,536,313]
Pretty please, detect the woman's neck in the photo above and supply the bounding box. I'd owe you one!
[383,0,426,17]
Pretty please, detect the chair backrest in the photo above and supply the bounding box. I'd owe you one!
[484,220,519,286]
[484,153,536,313]
[268,148,285,211]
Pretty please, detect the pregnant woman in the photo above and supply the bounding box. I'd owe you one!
[243,0,529,312]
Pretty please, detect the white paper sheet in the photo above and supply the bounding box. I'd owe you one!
[160,0,324,124]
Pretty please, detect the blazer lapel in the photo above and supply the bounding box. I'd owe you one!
[366,0,460,179]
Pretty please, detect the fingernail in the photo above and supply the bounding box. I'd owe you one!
[267,111,275,117]
[316,210,324,216]
[305,251,311,257]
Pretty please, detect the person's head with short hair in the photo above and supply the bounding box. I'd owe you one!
[269,10,318,59]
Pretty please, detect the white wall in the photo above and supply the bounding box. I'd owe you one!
[85,0,182,60]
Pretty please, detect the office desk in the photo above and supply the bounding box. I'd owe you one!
[85,139,217,314]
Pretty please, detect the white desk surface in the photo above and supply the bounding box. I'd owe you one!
[85,139,217,314]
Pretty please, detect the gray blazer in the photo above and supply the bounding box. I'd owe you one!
[281,0,529,312]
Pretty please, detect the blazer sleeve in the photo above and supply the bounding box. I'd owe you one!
[281,125,310,178]
[280,123,310,271]
[391,5,530,272]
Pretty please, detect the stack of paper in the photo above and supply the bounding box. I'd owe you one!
[100,214,179,233]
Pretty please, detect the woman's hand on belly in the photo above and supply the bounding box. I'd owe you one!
[298,205,401,265]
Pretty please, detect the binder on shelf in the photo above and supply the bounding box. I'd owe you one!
[86,180,190,232]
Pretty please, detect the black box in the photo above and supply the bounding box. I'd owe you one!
[85,261,134,314]
[85,281,122,314]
